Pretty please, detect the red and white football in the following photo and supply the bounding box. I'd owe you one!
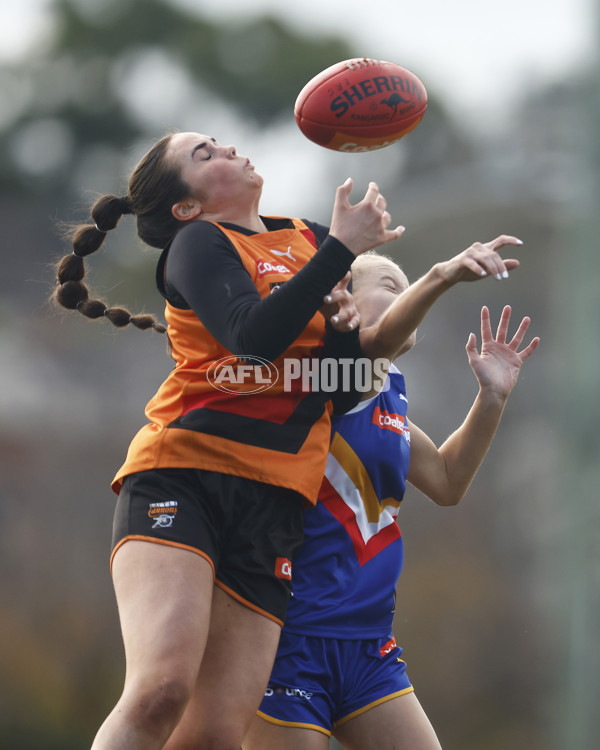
[294,57,427,152]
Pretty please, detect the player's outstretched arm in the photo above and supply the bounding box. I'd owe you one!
[406,305,540,506]
[360,236,523,360]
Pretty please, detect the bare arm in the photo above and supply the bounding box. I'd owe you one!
[407,305,540,506]
[360,236,522,360]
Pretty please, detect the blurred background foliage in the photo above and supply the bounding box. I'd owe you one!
[0,0,598,748]
[0,0,350,195]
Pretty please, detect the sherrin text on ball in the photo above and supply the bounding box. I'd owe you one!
[294,57,428,152]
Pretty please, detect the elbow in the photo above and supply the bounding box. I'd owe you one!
[235,333,282,363]
[429,457,471,506]
[431,489,465,507]
[359,330,393,362]
[442,495,463,507]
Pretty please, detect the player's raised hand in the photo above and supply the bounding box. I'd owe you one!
[329,178,405,256]
[436,235,524,286]
[320,272,360,332]
[466,305,540,400]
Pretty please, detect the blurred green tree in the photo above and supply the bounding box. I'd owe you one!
[0,0,352,195]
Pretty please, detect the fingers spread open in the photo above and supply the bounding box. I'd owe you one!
[518,336,541,361]
[507,315,531,350]
[480,305,493,341]
[494,305,512,343]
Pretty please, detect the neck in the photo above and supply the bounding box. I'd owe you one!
[203,208,267,233]
[201,188,267,233]
[229,213,267,233]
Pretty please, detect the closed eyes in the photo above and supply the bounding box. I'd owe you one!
[191,138,217,160]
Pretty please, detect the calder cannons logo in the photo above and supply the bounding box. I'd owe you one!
[206,355,279,394]
[148,501,178,528]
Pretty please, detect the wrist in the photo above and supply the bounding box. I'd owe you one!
[430,262,455,289]
[477,385,510,409]
[328,232,361,257]
[325,232,358,259]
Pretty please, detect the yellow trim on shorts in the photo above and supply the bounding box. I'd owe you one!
[333,686,415,728]
[256,710,331,737]
[110,535,216,576]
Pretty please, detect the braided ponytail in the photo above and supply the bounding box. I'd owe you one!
[53,193,166,334]
[54,133,190,334]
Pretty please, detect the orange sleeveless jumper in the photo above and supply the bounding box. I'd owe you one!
[112,219,333,504]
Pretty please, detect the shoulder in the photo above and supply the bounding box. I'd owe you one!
[167,221,241,266]
[171,220,229,249]
[301,219,330,246]
[388,364,407,396]
[160,221,243,305]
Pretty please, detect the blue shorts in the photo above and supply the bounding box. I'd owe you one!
[257,630,413,736]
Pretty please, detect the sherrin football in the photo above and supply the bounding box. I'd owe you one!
[294,57,427,152]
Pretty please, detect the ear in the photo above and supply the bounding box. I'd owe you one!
[171,199,202,222]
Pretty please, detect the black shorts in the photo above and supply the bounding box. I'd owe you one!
[111,468,305,626]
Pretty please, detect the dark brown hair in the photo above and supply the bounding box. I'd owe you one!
[53,133,190,333]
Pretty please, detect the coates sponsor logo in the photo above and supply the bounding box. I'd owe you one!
[206,355,278,394]
[372,407,409,441]
[148,501,178,528]
[256,258,292,279]
[275,557,292,580]
[380,636,398,657]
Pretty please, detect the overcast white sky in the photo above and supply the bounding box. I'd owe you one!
[184,0,598,124]
[194,0,597,104]
[1,0,596,118]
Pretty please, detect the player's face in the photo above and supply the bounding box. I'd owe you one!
[167,132,263,207]
[353,257,417,353]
